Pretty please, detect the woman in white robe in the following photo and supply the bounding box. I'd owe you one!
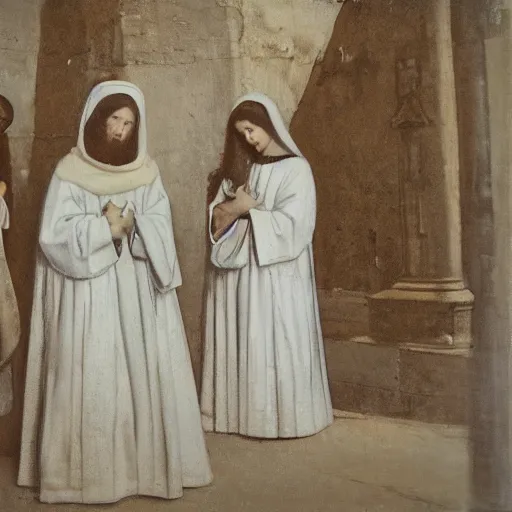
[201,93,333,439]
[17,80,212,504]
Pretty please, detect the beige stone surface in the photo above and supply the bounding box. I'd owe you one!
[0,0,344,453]
[0,0,41,452]
[124,60,234,375]
[222,0,343,123]
[120,0,342,377]
[325,337,399,390]
[318,289,369,338]
[399,348,469,397]
[326,338,469,425]
[0,415,468,511]
[291,0,466,291]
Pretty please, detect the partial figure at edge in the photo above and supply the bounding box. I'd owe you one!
[0,94,20,417]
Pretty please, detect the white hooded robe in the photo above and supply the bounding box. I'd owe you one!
[17,81,212,504]
[200,93,333,439]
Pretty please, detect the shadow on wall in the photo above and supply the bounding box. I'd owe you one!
[4,0,121,457]
[290,0,405,295]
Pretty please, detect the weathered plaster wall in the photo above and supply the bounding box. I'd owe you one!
[0,0,42,455]
[0,0,124,456]
[0,0,341,453]
[292,0,411,293]
[119,0,341,378]
[221,0,342,123]
[292,0,464,295]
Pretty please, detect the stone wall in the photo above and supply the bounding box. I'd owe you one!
[221,0,342,123]
[0,0,42,455]
[119,0,341,378]
[290,0,472,424]
[0,0,341,454]
[292,0,425,293]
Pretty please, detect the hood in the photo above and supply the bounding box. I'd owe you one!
[232,92,304,159]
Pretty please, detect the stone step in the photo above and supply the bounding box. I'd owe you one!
[324,336,470,425]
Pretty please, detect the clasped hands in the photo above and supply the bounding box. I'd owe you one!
[226,185,262,216]
[212,185,262,241]
[102,201,135,240]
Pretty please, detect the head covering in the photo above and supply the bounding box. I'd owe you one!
[232,92,304,159]
[55,80,158,195]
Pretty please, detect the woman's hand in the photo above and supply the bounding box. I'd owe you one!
[211,184,262,241]
[0,181,6,198]
[232,185,261,216]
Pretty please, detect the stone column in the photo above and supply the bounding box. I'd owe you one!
[461,0,512,509]
[368,0,474,348]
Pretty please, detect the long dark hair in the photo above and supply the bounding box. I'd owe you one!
[83,93,140,166]
[207,101,292,202]
[0,95,13,134]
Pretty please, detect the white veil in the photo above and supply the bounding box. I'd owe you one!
[77,80,148,172]
[55,80,158,195]
[232,92,305,159]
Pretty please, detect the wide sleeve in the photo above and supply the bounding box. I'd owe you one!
[209,179,250,269]
[129,175,182,292]
[39,175,119,279]
[249,159,316,267]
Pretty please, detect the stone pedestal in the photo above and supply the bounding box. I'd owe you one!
[369,280,474,348]
[369,0,474,348]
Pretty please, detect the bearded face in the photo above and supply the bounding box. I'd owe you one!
[83,95,139,167]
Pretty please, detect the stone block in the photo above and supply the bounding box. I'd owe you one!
[326,337,470,425]
[0,50,38,138]
[325,337,398,390]
[0,1,41,54]
[318,289,369,338]
[401,392,468,425]
[369,287,474,347]
[329,381,404,417]
[399,346,470,397]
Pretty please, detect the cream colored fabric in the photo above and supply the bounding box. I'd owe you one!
[18,84,212,504]
[201,94,333,438]
[55,81,158,195]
